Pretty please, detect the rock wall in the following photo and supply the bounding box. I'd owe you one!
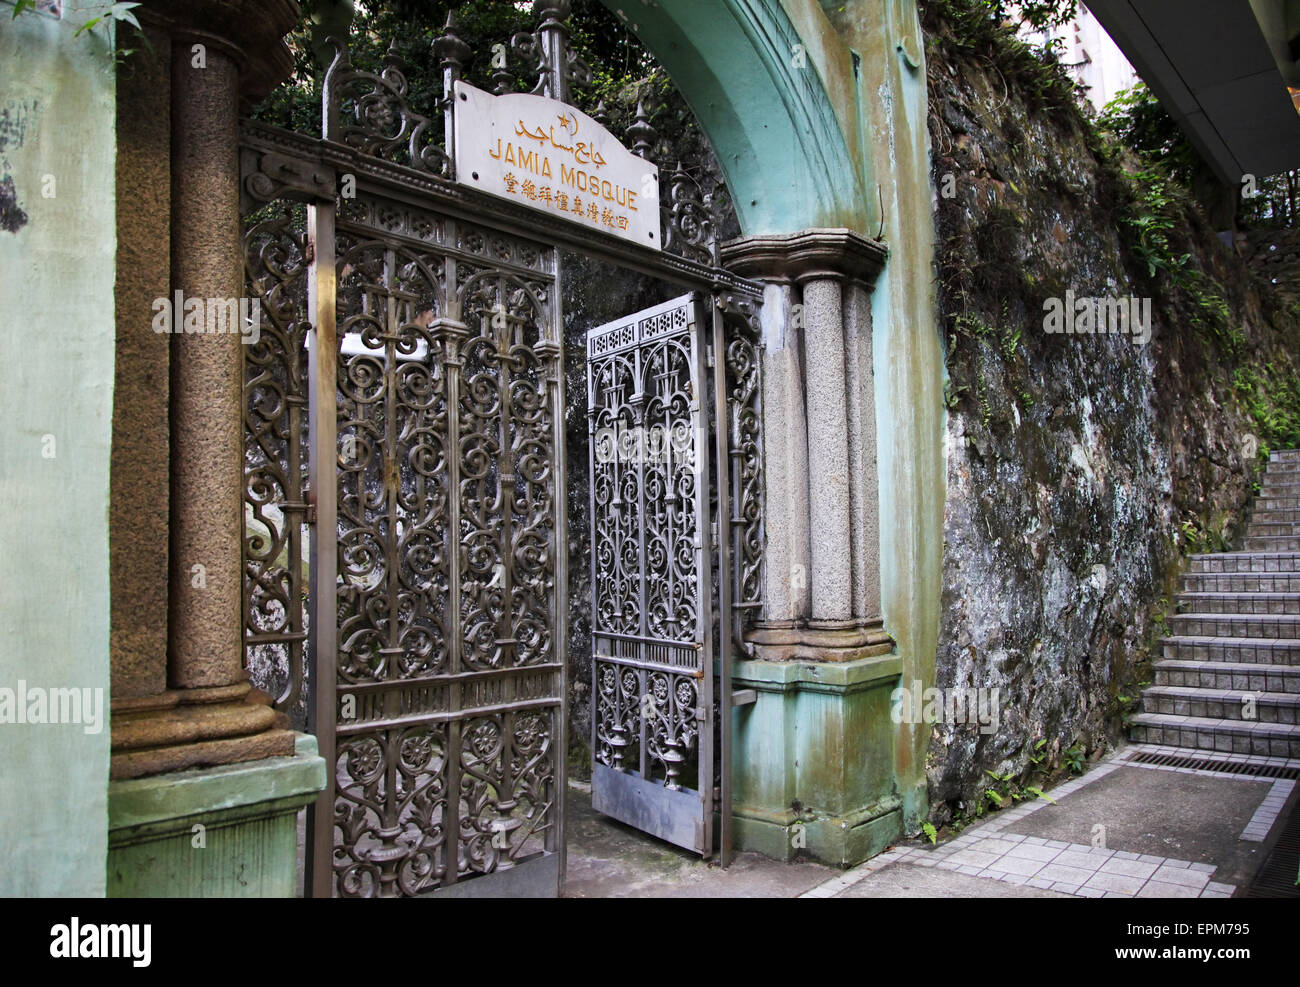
[923,3,1300,822]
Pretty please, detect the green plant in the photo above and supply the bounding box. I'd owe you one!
[1026,737,1049,768]
[922,821,938,845]
[984,769,1057,808]
[1063,743,1086,775]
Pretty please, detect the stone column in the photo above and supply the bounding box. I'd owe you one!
[844,280,882,622]
[754,281,811,625]
[112,24,172,701]
[109,0,301,780]
[168,37,245,691]
[721,228,891,661]
[800,275,853,623]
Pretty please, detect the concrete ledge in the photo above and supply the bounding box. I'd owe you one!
[107,733,325,897]
[735,652,903,695]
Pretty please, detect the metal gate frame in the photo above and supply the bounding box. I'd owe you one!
[239,6,765,896]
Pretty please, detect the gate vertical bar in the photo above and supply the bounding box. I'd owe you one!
[634,341,648,780]
[550,251,569,888]
[444,244,463,888]
[305,200,338,898]
[711,297,735,867]
[693,294,716,857]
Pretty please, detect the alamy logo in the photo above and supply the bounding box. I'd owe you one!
[0,681,103,734]
[891,680,1001,735]
[151,291,261,345]
[1043,291,1152,346]
[50,918,151,967]
[594,421,694,466]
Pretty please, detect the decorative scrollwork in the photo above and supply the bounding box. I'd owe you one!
[323,38,450,176]
[718,293,765,612]
[334,725,449,897]
[326,194,562,896]
[662,162,716,265]
[242,210,311,724]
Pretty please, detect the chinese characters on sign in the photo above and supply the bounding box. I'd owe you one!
[453,81,661,250]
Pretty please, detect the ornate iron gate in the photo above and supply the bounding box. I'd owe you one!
[239,1,765,896]
[587,294,715,854]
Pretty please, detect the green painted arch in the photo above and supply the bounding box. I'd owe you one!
[600,0,870,235]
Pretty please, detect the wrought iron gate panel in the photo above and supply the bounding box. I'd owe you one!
[322,189,565,897]
[587,294,715,854]
[242,210,312,725]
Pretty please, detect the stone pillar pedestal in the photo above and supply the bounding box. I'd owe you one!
[720,228,900,867]
[107,0,323,896]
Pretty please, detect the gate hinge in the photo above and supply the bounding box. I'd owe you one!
[695,706,708,723]
[305,485,317,525]
[710,521,718,551]
[304,238,316,265]
[706,345,715,368]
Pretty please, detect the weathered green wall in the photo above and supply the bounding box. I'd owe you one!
[813,0,946,833]
[0,3,116,895]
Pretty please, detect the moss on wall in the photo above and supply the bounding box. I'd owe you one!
[923,0,1300,823]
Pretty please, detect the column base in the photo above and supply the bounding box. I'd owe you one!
[747,619,894,663]
[110,681,295,780]
[732,798,903,868]
[107,732,325,897]
[731,653,904,868]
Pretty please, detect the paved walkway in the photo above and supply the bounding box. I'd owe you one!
[562,743,1298,897]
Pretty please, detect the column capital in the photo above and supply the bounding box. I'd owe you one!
[140,0,300,103]
[720,228,888,289]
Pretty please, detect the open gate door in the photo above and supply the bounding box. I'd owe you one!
[585,292,727,857]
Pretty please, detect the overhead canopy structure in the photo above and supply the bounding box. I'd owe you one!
[1088,0,1300,183]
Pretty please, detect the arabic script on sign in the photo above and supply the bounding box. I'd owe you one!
[453,82,661,250]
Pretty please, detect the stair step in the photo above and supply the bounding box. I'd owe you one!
[1257,497,1300,511]
[1176,592,1300,614]
[1154,658,1300,690]
[1141,685,1300,722]
[1169,612,1300,638]
[1244,536,1300,551]
[1189,552,1300,573]
[1250,509,1300,522]
[1162,636,1300,664]
[1248,521,1300,536]
[1183,572,1300,593]
[1128,712,1300,757]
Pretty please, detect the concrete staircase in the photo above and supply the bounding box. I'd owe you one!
[1130,449,1300,758]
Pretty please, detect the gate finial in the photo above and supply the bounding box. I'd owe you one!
[627,100,657,161]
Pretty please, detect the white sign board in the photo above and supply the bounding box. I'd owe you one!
[453,81,660,250]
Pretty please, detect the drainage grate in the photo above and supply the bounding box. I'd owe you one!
[1244,798,1300,897]
[1126,750,1300,780]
